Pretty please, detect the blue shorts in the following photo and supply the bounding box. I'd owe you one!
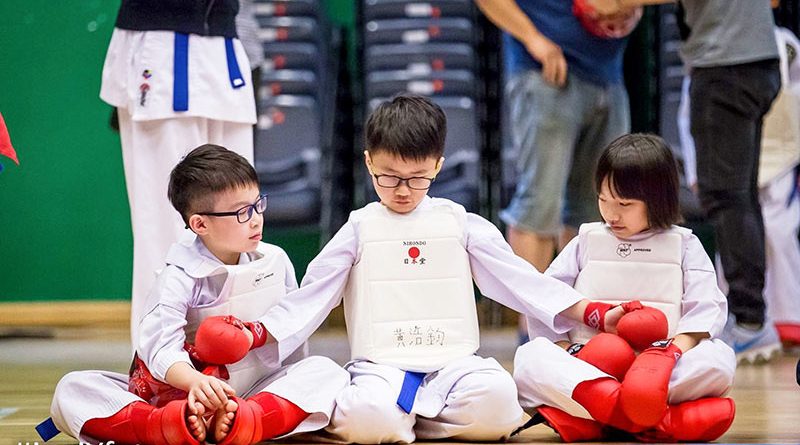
[500,70,630,235]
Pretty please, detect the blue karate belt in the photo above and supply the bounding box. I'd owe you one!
[396,371,426,414]
[36,417,60,441]
[172,33,246,112]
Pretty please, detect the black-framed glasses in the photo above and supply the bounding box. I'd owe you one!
[372,174,435,190]
[198,194,268,223]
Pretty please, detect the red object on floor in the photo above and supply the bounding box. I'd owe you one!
[776,323,800,345]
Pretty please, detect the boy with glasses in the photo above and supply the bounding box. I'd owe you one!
[43,144,349,445]
[255,95,639,442]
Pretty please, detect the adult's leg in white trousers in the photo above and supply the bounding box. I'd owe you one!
[207,120,254,164]
[118,112,253,345]
[762,170,800,325]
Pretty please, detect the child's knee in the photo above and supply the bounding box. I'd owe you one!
[453,372,523,439]
[331,387,414,443]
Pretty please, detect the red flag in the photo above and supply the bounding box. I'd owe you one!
[0,112,19,165]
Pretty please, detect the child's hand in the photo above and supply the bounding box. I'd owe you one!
[186,373,236,412]
[603,305,626,334]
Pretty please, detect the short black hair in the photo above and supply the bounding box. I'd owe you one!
[595,133,681,230]
[168,144,258,224]
[365,94,447,161]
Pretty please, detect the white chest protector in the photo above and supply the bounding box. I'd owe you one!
[344,203,480,372]
[183,243,298,394]
[569,223,685,344]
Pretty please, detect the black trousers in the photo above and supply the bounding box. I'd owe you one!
[690,59,781,325]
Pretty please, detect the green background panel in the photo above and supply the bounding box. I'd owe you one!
[0,1,355,302]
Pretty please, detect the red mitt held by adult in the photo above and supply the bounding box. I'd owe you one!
[569,333,635,381]
[194,316,252,365]
[620,339,682,427]
[616,306,669,351]
[572,0,643,39]
[583,300,643,332]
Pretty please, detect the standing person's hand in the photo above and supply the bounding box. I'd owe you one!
[525,34,568,87]
[587,0,624,16]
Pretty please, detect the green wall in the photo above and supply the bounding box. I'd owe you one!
[0,1,130,301]
[0,1,356,302]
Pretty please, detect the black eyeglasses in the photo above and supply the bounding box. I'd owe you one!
[372,174,435,190]
[198,194,268,223]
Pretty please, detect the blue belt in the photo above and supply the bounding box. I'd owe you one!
[396,371,426,414]
[172,33,246,112]
[36,417,59,441]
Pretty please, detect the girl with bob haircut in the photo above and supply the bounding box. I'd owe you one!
[513,133,736,442]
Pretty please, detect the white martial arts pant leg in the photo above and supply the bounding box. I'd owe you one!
[329,357,523,443]
[328,361,417,443]
[50,370,141,442]
[761,170,800,325]
[414,358,523,441]
[667,338,736,403]
[247,356,350,437]
[514,337,608,420]
[118,109,253,345]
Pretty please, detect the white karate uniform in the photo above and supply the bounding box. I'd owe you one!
[261,196,588,443]
[679,28,800,330]
[514,226,736,420]
[100,28,257,345]
[50,234,348,442]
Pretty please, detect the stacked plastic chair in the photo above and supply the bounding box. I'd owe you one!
[253,0,337,227]
[360,0,483,212]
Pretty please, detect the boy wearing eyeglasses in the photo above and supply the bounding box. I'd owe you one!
[44,144,349,445]
[252,95,640,442]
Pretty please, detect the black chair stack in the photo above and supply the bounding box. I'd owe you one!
[359,0,483,212]
[252,0,337,227]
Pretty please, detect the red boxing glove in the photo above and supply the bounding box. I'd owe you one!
[584,300,646,333]
[569,333,636,381]
[616,306,669,351]
[193,315,251,365]
[620,339,683,427]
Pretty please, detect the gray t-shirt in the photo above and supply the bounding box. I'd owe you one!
[679,0,779,68]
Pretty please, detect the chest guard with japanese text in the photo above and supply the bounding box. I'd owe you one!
[570,223,685,344]
[345,204,480,372]
[184,243,294,394]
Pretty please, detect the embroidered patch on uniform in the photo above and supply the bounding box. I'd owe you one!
[142,69,152,79]
[139,83,150,106]
[403,246,426,265]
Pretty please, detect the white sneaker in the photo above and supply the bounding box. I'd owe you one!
[719,315,781,364]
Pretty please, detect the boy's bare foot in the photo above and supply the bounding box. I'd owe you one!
[213,399,239,442]
[186,401,207,442]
